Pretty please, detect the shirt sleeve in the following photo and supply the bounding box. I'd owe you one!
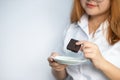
[103,41,120,68]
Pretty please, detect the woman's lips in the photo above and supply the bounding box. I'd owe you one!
[86,3,96,8]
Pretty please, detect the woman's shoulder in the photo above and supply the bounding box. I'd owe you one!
[67,22,79,30]
[68,22,77,27]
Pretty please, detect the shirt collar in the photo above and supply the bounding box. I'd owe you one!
[77,14,109,33]
[77,14,88,29]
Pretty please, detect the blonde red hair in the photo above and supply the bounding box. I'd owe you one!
[70,0,120,45]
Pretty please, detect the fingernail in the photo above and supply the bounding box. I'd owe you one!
[50,56,54,59]
[76,42,79,45]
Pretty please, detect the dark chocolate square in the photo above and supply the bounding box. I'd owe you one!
[67,39,81,53]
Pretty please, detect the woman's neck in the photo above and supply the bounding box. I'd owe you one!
[88,12,109,34]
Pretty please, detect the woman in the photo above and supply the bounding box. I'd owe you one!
[48,0,120,80]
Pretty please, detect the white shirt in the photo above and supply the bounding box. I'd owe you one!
[62,14,120,80]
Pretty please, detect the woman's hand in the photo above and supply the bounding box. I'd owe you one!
[48,52,67,71]
[76,41,105,69]
[48,52,68,80]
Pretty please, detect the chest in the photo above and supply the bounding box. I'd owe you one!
[63,25,110,56]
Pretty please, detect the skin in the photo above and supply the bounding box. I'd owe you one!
[80,0,110,16]
[48,0,120,80]
[76,41,120,80]
[48,52,67,80]
[80,0,111,34]
[77,0,120,79]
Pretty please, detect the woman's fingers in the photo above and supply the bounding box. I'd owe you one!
[49,60,67,71]
[48,57,54,63]
[48,52,66,69]
[83,47,92,53]
[50,62,60,67]
[76,41,97,49]
[51,52,59,57]
[48,52,59,62]
[76,40,98,57]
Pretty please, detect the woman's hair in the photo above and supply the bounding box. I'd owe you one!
[71,0,120,45]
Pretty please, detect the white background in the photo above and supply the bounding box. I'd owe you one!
[0,0,73,80]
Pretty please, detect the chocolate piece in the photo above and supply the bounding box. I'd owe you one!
[67,39,81,53]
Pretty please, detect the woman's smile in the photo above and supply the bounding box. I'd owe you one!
[86,2,97,8]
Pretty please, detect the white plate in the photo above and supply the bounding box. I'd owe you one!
[53,56,87,65]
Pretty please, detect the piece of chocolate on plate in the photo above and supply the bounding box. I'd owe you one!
[67,39,81,53]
